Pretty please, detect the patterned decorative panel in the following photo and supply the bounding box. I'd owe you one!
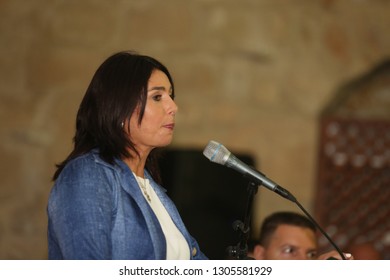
[315,117,390,259]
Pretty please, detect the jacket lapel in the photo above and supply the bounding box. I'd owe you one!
[115,159,167,259]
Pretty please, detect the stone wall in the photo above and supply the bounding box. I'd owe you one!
[0,0,389,259]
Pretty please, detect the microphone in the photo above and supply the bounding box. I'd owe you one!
[203,140,296,202]
[203,140,347,260]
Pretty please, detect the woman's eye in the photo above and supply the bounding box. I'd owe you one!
[152,94,162,101]
[170,93,175,100]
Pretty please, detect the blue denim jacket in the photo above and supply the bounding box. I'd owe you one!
[47,150,207,260]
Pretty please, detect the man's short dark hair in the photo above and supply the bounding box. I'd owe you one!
[258,211,316,247]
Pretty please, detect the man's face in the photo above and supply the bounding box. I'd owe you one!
[261,224,318,260]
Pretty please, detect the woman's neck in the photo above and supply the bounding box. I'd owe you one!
[123,149,149,178]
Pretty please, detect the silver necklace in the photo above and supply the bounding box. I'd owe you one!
[137,177,151,203]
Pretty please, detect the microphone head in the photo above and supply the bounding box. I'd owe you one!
[203,140,231,165]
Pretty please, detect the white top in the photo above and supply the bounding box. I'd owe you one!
[134,173,190,260]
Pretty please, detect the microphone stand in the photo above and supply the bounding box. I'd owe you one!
[226,177,346,260]
[226,181,258,260]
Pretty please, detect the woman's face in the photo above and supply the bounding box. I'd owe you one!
[128,69,178,154]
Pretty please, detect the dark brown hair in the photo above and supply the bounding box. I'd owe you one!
[258,212,316,247]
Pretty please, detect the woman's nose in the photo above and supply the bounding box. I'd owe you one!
[168,99,178,115]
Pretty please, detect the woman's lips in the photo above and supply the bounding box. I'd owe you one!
[163,123,175,130]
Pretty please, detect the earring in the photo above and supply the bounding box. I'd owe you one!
[121,122,124,128]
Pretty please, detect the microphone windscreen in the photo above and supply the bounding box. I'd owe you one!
[203,140,230,164]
